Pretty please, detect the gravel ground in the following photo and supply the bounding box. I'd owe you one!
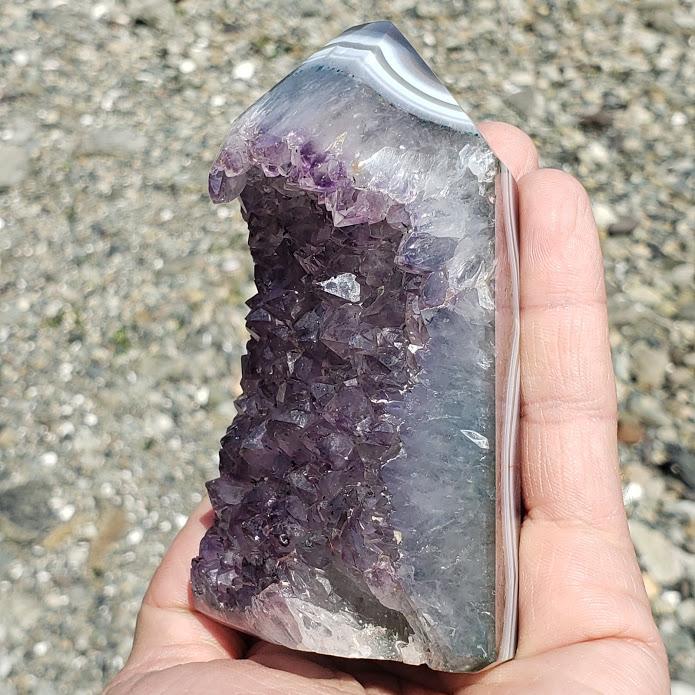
[0,1,693,692]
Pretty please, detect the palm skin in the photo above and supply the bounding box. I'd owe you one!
[106,123,669,695]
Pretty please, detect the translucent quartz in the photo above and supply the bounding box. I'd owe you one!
[191,21,520,672]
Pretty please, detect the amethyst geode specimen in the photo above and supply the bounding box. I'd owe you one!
[192,21,520,672]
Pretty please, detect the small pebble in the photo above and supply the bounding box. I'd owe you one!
[0,145,30,189]
[630,520,685,586]
[179,59,196,74]
[618,417,645,444]
[607,216,639,235]
[676,598,695,630]
[232,60,255,81]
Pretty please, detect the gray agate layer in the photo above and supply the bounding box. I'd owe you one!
[192,21,520,672]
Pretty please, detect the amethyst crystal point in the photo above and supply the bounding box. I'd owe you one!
[192,20,520,672]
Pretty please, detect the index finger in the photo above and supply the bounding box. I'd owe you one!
[514,166,660,656]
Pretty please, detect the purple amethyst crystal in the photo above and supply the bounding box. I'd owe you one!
[192,21,520,672]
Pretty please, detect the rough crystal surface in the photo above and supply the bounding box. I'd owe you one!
[192,21,501,672]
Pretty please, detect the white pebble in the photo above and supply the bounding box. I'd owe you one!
[45,593,69,609]
[585,141,610,165]
[222,257,240,273]
[58,421,75,438]
[179,59,197,75]
[91,3,109,20]
[127,528,144,545]
[41,451,58,467]
[13,50,29,67]
[8,562,24,580]
[233,60,255,81]
[33,641,50,657]
[57,504,75,522]
[662,590,681,608]
[592,202,616,229]
[622,481,643,505]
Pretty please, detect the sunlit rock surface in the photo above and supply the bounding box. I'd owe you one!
[192,21,510,672]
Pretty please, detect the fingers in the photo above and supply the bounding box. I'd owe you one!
[514,168,659,655]
[128,499,246,667]
[478,121,539,180]
[143,498,212,610]
[518,168,620,523]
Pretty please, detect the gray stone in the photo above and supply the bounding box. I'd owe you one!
[506,86,541,117]
[676,598,695,630]
[667,445,695,489]
[629,520,685,586]
[607,216,639,235]
[0,145,30,189]
[671,263,694,289]
[628,394,671,427]
[0,483,57,541]
[77,128,147,157]
[127,0,176,29]
[631,342,670,389]
[665,499,695,522]
[664,617,695,685]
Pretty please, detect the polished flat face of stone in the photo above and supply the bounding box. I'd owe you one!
[192,21,503,672]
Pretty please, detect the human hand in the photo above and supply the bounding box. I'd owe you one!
[105,123,669,695]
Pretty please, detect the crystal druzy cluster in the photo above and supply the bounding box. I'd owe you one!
[192,22,518,672]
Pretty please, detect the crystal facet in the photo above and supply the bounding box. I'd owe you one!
[192,21,520,672]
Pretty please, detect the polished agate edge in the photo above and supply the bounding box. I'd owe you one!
[494,165,520,665]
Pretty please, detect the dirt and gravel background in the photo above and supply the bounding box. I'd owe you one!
[0,1,693,692]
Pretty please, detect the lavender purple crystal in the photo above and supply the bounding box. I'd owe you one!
[192,21,520,672]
